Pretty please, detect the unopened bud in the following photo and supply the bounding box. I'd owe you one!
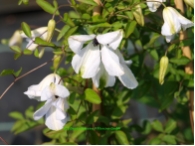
[184,0,194,8]
[46,19,56,42]
[9,30,23,47]
[132,4,144,26]
[53,55,61,70]
[159,56,169,85]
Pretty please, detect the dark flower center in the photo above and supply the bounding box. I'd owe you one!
[55,95,59,99]
[93,38,99,46]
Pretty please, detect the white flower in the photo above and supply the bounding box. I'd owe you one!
[68,30,138,89]
[20,27,47,51]
[33,82,70,131]
[161,7,194,42]
[146,0,166,12]
[24,73,62,101]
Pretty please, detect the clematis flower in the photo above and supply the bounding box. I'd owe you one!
[33,82,70,131]
[9,30,23,47]
[161,7,194,42]
[20,27,47,51]
[24,73,62,101]
[146,0,166,12]
[68,30,138,89]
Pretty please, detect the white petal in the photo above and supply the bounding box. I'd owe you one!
[24,84,41,100]
[165,35,175,43]
[177,15,194,31]
[68,35,95,54]
[31,27,48,38]
[55,98,66,120]
[101,46,124,76]
[72,42,100,78]
[26,40,38,51]
[96,30,123,50]
[118,64,138,89]
[41,86,54,101]
[105,75,116,87]
[45,106,68,130]
[54,84,70,98]
[33,99,52,120]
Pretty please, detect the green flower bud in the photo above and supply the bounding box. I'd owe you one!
[46,19,56,42]
[159,56,169,85]
[184,0,194,8]
[132,4,144,26]
[53,55,61,70]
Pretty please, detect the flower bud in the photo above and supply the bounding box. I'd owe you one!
[9,30,23,47]
[53,55,61,70]
[159,56,169,85]
[46,19,56,42]
[132,4,144,26]
[184,0,194,8]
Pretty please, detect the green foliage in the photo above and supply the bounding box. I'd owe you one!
[4,0,194,145]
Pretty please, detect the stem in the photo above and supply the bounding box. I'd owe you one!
[174,0,194,134]
[0,137,8,145]
[0,58,53,99]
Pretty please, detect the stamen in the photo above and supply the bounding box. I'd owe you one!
[93,38,99,46]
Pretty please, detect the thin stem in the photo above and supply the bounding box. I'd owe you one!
[0,136,8,145]
[0,58,53,100]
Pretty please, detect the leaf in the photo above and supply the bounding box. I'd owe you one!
[151,120,164,132]
[63,13,75,27]
[36,0,59,15]
[57,25,70,41]
[21,22,31,37]
[9,112,24,120]
[23,49,33,55]
[14,53,22,60]
[164,119,177,134]
[34,37,55,47]
[125,21,137,38]
[64,26,78,39]
[77,0,97,6]
[149,49,159,61]
[84,88,101,104]
[13,67,22,77]
[169,56,191,65]
[115,131,129,145]
[81,13,91,20]
[10,46,22,53]
[149,137,162,144]
[162,135,176,144]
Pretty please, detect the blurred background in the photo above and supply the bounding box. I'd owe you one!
[0,0,164,144]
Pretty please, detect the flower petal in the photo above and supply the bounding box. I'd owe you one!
[101,46,124,76]
[71,53,83,74]
[177,14,194,31]
[45,106,68,130]
[55,98,66,120]
[41,86,54,101]
[26,40,38,51]
[68,35,95,54]
[33,99,52,120]
[161,22,175,42]
[24,84,41,100]
[96,30,123,50]
[118,64,138,89]
[54,84,70,98]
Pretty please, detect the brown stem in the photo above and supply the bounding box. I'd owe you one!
[174,0,194,134]
[0,136,8,145]
[0,59,53,100]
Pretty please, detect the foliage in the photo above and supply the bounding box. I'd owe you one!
[0,0,194,144]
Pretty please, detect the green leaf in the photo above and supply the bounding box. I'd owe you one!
[169,56,191,65]
[115,131,129,145]
[149,137,162,144]
[21,22,31,37]
[34,37,55,47]
[84,88,101,104]
[64,26,78,39]
[14,53,22,60]
[81,13,91,20]
[69,11,80,19]
[23,49,33,55]
[162,135,176,144]
[63,13,75,27]
[57,25,70,41]
[125,21,137,38]
[151,120,164,132]
[77,0,97,6]
[10,46,22,53]
[13,67,22,77]
[36,0,59,15]
[149,49,159,61]
[9,112,24,120]
[165,119,177,134]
